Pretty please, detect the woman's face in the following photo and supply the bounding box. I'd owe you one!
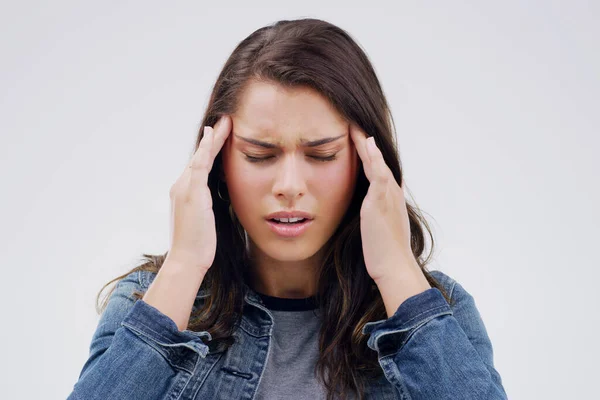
[221,79,359,263]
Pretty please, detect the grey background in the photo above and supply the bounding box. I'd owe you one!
[1,1,598,399]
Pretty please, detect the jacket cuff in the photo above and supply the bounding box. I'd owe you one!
[361,287,453,355]
[121,299,212,358]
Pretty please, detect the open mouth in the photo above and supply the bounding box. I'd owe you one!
[266,218,313,237]
[268,218,309,225]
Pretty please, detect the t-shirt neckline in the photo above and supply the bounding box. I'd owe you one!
[255,291,318,311]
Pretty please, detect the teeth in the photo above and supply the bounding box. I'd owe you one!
[273,217,306,223]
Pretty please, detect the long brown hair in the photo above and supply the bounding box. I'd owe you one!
[96,18,451,399]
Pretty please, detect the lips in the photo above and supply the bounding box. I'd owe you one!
[265,210,314,221]
[269,219,305,224]
[266,218,313,238]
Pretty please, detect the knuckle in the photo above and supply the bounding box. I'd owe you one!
[377,173,389,185]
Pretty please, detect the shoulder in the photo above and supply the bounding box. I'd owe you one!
[427,269,457,296]
[95,270,145,333]
[427,269,475,308]
[425,269,501,385]
[139,269,156,289]
[111,269,145,298]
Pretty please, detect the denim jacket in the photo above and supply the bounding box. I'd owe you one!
[68,269,507,399]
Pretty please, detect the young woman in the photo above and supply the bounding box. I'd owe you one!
[69,18,507,400]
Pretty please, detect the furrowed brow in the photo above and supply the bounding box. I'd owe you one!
[234,133,346,149]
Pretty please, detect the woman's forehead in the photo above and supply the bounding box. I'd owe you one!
[233,80,348,139]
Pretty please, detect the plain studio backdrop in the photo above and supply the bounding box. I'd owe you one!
[1,1,597,399]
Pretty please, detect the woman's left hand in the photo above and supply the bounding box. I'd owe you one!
[349,123,431,316]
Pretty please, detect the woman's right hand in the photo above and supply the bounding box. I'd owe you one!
[166,115,232,273]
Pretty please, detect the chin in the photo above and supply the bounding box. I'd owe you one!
[253,239,322,263]
[269,244,316,261]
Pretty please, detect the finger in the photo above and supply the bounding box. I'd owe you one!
[187,126,214,190]
[349,124,373,178]
[210,114,232,159]
[185,114,231,188]
[366,136,391,186]
[349,123,369,163]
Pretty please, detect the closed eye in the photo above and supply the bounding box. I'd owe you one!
[244,154,337,163]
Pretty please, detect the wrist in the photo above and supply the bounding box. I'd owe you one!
[375,262,431,318]
[143,257,208,331]
[165,251,212,273]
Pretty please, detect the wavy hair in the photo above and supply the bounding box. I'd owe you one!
[96,18,451,400]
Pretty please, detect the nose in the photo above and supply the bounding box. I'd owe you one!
[272,153,307,201]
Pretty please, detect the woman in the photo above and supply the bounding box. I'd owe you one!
[69,18,507,400]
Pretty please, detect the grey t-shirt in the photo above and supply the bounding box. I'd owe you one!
[253,293,329,400]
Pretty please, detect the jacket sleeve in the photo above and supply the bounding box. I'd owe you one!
[67,270,211,400]
[362,279,507,400]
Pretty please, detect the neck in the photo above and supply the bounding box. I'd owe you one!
[247,244,323,298]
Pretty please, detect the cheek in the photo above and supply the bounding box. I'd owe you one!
[225,156,269,206]
[313,157,357,203]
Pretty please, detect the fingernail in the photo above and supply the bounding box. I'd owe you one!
[367,136,375,146]
[367,137,377,154]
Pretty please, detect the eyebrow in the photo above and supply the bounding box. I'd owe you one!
[234,133,346,149]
